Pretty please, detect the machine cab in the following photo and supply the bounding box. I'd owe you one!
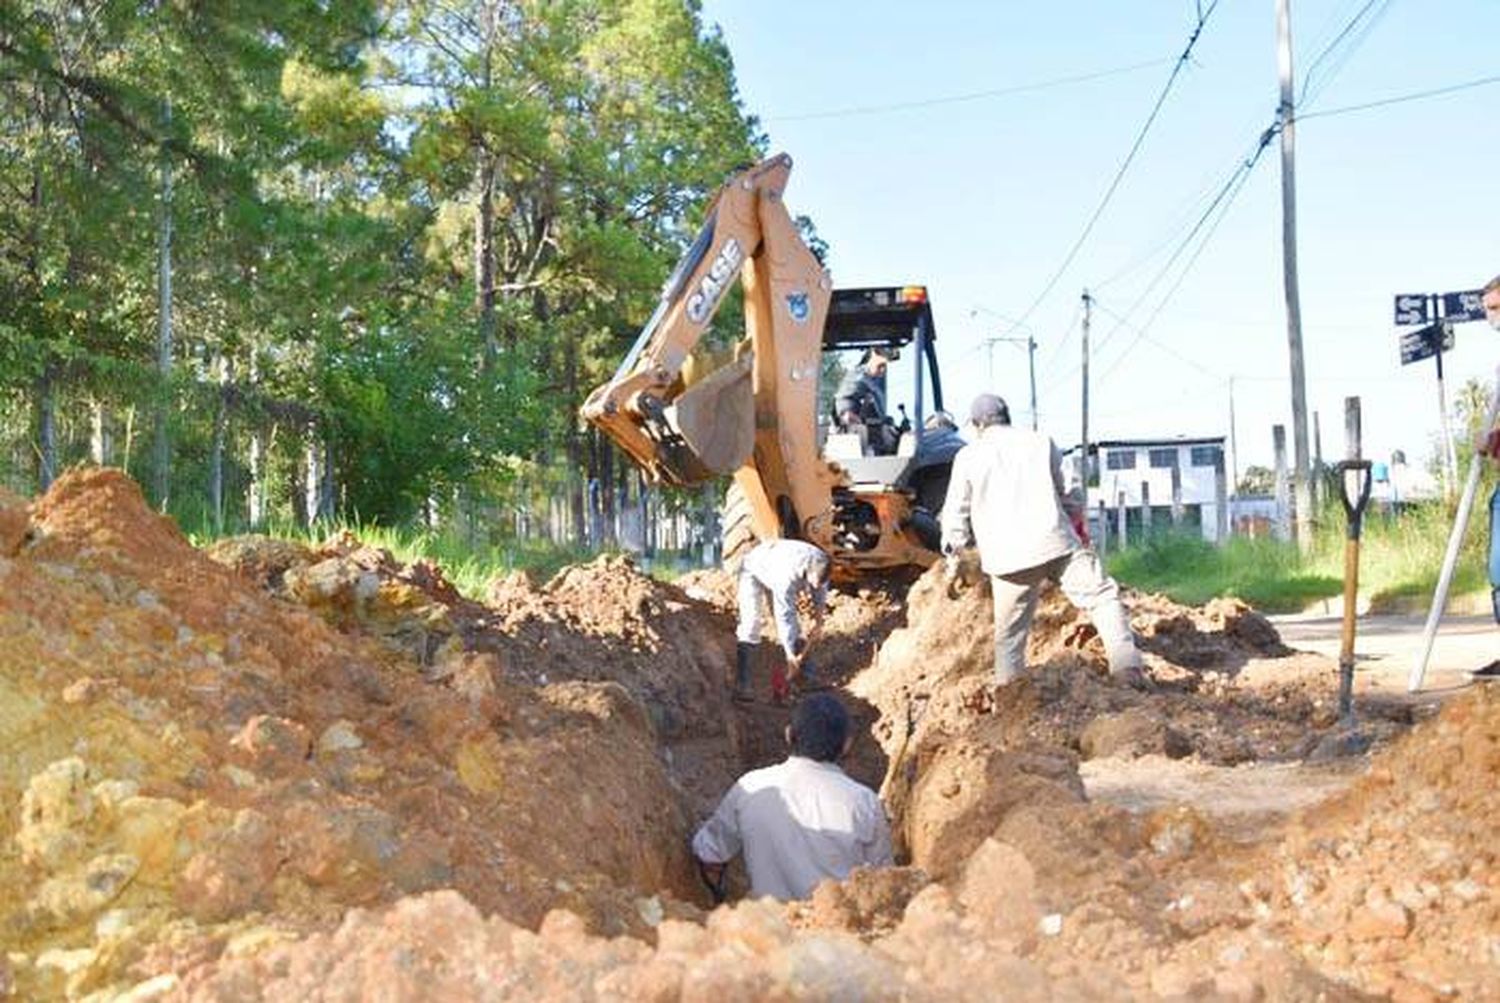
[819,286,959,492]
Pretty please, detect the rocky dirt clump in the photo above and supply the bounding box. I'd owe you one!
[1,470,706,1001]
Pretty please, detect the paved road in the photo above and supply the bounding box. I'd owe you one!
[1270,611,1496,696]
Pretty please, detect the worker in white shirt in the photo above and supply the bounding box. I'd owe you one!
[692,693,893,902]
[941,393,1153,690]
[734,538,830,703]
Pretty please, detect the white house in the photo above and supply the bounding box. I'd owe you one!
[1065,436,1231,544]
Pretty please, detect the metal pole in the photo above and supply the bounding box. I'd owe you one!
[1228,376,1239,536]
[1273,424,1290,542]
[1433,306,1459,497]
[1081,289,1092,492]
[1338,396,1363,720]
[1027,335,1039,431]
[1411,365,1500,692]
[1276,0,1314,552]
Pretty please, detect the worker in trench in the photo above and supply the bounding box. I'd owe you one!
[692,693,893,902]
[733,537,829,703]
[941,393,1155,691]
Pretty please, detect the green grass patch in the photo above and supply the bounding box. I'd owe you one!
[1108,533,1341,612]
[1108,496,1493,614]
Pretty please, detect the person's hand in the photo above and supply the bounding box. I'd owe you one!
[943,553,966,598]
[1480,427,1500,461]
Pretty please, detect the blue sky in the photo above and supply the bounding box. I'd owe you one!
[701,0,1500,480]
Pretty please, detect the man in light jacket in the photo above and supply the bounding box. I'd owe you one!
[941,393,1152,689]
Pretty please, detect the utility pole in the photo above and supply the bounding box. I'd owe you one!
[1228,376,1240,532]
[985,334,1039,430]
[1277,0,1314,551]
[1081,288,1092,490]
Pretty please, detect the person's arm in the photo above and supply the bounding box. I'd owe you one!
[770,588,802,662]
[808,580,828,643]
[861,793,895,868]
[940,449,975,555]
[692,784,744,867]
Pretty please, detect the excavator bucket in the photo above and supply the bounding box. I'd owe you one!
[671,353,754,477]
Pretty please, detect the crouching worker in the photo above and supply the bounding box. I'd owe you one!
[941,393,1153,690]
[734,538,830,703]
[692,694,893,902]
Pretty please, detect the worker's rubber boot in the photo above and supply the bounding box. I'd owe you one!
[733,642,755,703]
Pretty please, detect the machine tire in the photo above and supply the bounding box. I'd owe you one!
[720,481,757,573]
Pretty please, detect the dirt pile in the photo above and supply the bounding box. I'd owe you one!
[7,472,1492,1002]
[210,537,742,818]
[0,470,707,1001]
[1262,685,1500,999]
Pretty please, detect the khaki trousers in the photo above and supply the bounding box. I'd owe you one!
[990,548,1142,683]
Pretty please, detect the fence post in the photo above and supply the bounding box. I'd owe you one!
[1140,480,1152,539]
[1096,498,1108,551]
[1170,462,1184,527]
[1116,489,1128,550]
[1344,396,1362,461]
[1214,451,1229,543]
[1273,424,1291,542]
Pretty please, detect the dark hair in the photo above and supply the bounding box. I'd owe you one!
[789,694,849,762]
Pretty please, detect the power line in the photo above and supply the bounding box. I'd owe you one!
[1001,0,1222,338]
[1298,0,1394,105]
[1096,135,1271,385]
[1299,72,1500,121]
[1092,123,1277,360]
[767,56,1174,123]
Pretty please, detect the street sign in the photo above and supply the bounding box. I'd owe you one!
[1441,289,1486,323]
[1393,293,1429,326]
[1399,321,1454,366]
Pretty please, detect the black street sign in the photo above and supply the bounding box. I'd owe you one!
[1393,293,1429,326]
[1441,289,1486,322]
[1399,321,1454,366]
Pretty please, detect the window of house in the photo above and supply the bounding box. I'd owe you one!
[1190,445,1222,467]
[1105,449,1136,471]
[1148,448,1179,469]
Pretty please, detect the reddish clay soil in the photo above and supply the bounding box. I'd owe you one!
[1,469,1492,1001]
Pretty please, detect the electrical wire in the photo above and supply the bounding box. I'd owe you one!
[767,56,1174,123]
[1299,72,1500,121]
[999,0,1222,339]
[1298,0,1394,106]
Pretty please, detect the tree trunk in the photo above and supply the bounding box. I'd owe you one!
[247,355,265,527]
[34,366,56,491]
[565,340,586,545]
[601,438,616,548]
[475,152,498,369]
[304,420,321,526]
[210,355,230,533]
[90,398,113,466]
[151,99,174,508]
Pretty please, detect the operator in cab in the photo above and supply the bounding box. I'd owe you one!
[835,347,900,455]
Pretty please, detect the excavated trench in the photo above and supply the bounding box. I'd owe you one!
[2,469,1497,1001]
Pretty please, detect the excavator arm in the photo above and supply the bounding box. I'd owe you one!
[581,154,841,547]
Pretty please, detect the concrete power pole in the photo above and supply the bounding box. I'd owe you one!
[1081,289,1092,490]
[1276,0,1314,550]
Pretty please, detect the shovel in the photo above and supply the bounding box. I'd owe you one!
[1334,460,1373,721]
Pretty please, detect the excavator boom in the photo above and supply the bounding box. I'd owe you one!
[581,154,839,547]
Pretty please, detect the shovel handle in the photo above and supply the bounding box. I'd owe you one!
[1334,460,1373,539]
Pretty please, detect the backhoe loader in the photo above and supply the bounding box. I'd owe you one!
[580,154,960,578]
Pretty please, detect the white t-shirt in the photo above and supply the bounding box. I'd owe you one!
[692,756,893,901]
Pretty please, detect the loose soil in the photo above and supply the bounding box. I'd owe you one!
[0,469,1493,1001]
